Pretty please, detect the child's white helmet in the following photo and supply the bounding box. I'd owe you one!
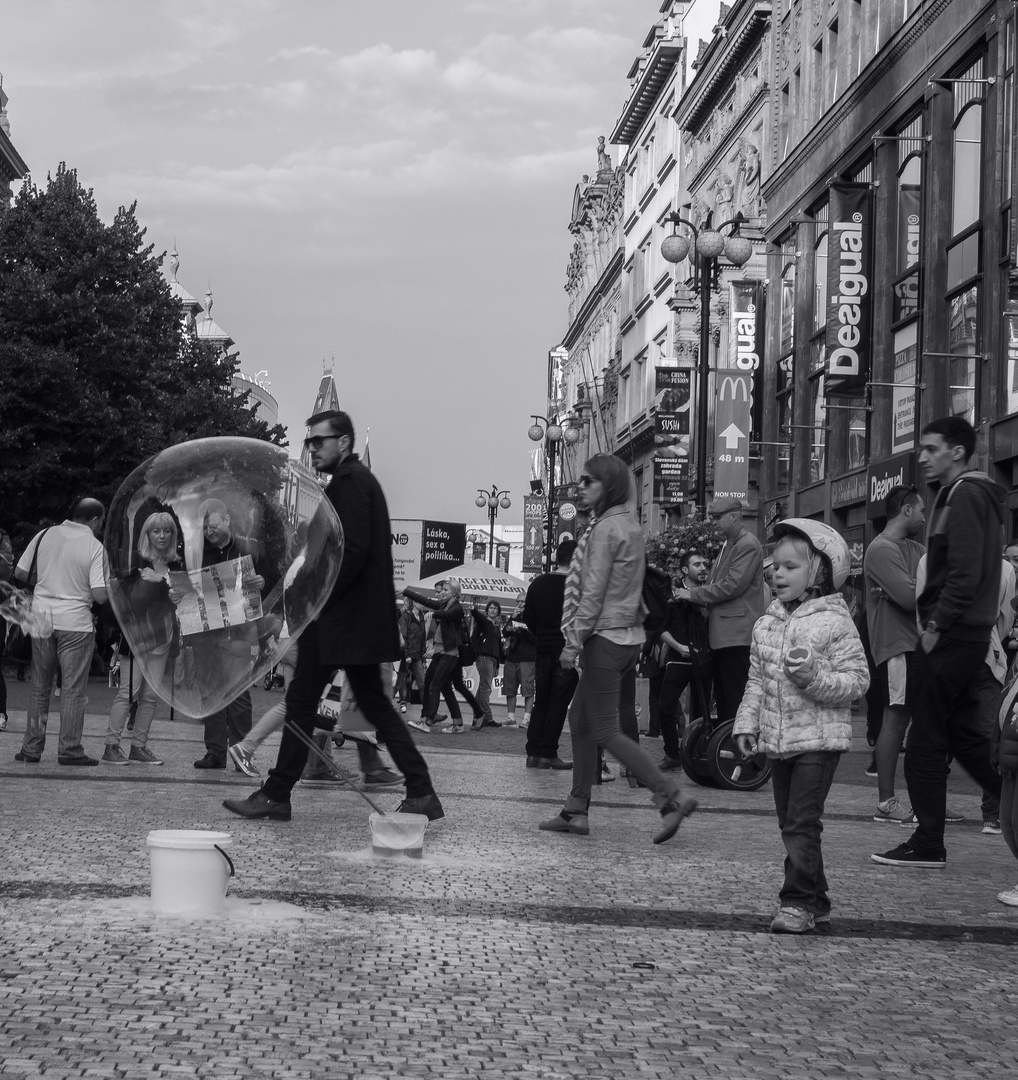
[770,518,851,589]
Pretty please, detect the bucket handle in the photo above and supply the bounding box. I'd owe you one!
[214,844,236,879]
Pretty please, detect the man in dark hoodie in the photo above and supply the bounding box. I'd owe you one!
[873,416,1004,869]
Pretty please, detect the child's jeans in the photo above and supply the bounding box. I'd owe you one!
[1001,771,1018,863]
[770,750,841,918]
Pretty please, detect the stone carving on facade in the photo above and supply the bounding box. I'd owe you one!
[596,136,613,180]
[812,0,823,27]
[711,170,735,220]
[792,2,802,54]
[735,136,762,219]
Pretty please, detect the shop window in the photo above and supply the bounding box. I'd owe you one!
[808,371,827,483]
[951,58,984,236]
[1002,18,1015,261]
[892,322,919,452]
[948,284,979,424]
[812,204,829,333]
[777,382,794,491]
[946,232,980,291]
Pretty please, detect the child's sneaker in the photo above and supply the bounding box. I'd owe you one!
[997,884,1018,906]
[873,796,912,823]
[982,818,1002,835]
[770,907,815,934]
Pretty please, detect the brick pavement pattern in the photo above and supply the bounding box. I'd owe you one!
[0,677,1016,1078]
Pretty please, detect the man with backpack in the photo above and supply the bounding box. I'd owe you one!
[674,497,766,727]
[657,550,712,770]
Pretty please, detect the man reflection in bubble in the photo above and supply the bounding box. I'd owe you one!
[190,497,269,770]
[224,408,444,822]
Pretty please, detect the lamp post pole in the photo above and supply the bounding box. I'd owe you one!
[528,415,574,572]
[660,211,753,517]
[475,485,510,565]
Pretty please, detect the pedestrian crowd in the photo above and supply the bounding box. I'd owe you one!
[3,412,1018,932]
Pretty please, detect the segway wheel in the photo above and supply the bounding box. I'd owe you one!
[678,717,718,787]
[705,719,771,791]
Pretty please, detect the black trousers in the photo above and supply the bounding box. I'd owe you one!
[203,691,252,762]
[905,636,1002,854]
[525,650,578,759]
[712,645,751,725]
[263,623,435,802]
[657,662,710,759]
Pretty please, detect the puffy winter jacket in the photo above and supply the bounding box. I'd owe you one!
[733,593,870,756]
[991,666,1018,775]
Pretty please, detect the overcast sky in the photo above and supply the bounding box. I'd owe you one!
[2,0,721,524]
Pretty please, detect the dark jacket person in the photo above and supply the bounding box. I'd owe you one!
[224,409,443,823]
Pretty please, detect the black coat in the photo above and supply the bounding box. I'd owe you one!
[314,454,401,667]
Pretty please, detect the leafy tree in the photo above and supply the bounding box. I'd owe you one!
[0,163,286,551]
[646,518,726,581]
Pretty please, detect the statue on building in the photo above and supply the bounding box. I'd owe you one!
[596,136,613,181]
[736,137,762,218]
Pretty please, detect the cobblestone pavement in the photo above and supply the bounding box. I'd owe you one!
[1,674,1016,1078]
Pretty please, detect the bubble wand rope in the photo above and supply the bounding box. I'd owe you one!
[281,719,385,814]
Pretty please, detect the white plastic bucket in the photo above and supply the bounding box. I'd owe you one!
[369,812,428,859]
[146,830,234,915]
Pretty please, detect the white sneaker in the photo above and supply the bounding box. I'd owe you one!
[504,716,518,728]
[997,884,1018,907]
[0,712,7,731]
[520,713,531,728]
[406,718,430,733]
[873,796,913,824]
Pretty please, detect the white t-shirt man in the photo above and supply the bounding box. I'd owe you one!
[17,521,106,632]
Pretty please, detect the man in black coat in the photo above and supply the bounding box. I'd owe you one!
[224,409,443,822]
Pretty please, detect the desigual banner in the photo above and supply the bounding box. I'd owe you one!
[728,280,765,440]
[826,183,873,397]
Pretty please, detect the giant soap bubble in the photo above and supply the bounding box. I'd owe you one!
[105,437,343,718]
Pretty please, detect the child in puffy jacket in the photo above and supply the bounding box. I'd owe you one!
[734,520,870,935]
[991,627,1018,907]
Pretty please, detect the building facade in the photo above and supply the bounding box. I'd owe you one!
[610,2,689,529]
[0,78,27,208]
[758,0,1018,553]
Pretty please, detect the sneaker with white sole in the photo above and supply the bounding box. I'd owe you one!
[982,818,1002,835]
[0,712,8,732]
[873,796,913,824]
[770,907,815,933]
[228,743,261,778]
[871,838,946,868]
[406,718,431,733]
[101,745,129,765]
[900,809,964,827]
[997,884,1018,906]
[128,745,163,765]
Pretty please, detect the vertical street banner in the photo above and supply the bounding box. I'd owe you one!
[390,519,424,590]
[892,323,918,453]
[652,458,690,504]
[826,182,873,397]
[419,520,466,578]
[522,495,545,573]
[653,368,691,458]
[712,372,752,501]
[494,543,511,573]
[728,280,765,440]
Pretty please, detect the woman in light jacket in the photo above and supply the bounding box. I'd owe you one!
[539,454,697,843]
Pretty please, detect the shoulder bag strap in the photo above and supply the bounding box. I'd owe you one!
[26,528,51,590]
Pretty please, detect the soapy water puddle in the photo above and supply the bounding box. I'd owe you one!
[327,846,498,870]
[83,895,314,923]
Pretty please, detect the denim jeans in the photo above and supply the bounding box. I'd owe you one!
[1001,772,1018,864]
[474,656,497,723]
[423,654,459,720]
[105,650,168,751]
[769,750,841,918]
[395,658,426,704]
[905,638,1003,854]
[525,651,578,759]
[24,629,94,758]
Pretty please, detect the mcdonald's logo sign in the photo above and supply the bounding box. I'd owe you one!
[719,374,750,402]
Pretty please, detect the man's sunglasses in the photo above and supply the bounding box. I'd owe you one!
[303,435,339,450]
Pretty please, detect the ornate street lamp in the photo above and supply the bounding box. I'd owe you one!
[528,416,567,571]
[475,484,511,564]
[660,211,753,516]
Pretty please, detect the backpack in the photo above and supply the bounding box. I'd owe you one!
[642,561,672,637]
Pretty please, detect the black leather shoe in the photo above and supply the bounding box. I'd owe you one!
[544,757,573,770]
[223,789,292,821]
[194,753,227,769]
[58,754,99,766]
[526,755,540,767]
[15,751,41,763]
